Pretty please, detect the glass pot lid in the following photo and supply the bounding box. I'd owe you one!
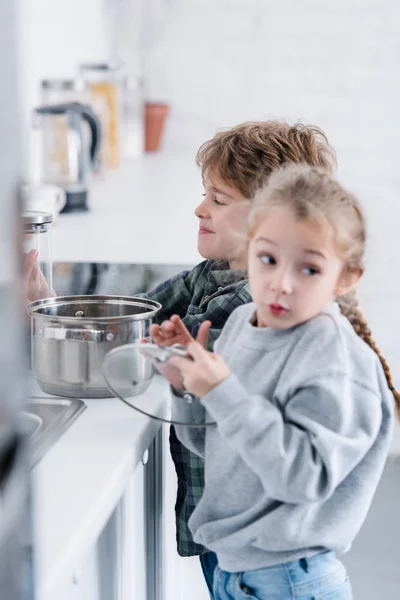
[102,343,216,427]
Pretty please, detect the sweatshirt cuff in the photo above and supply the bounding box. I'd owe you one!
[201,373,249,422]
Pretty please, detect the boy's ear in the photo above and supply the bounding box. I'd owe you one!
[336,268,363,297]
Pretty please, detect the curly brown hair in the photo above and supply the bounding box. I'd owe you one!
[248,164,400,417]
[196,121,337,199]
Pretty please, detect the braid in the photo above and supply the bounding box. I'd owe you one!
[337,291,400,419]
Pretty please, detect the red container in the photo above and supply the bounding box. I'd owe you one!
[145,102,169,152]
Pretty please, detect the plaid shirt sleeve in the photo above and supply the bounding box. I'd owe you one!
[138,261,252,556]
[181,286,251,352]
[139,260,250,350]
[136,261,205,324]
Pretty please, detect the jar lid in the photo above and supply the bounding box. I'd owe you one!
[41,78,87,93]
[21,211,53,226]
[79,62,124,82]
[42,79,75,90]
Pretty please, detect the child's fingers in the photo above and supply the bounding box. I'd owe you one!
[153,362,184,389]
[23,250,38,284]
[187,340,209,361]
[149,323,161,338]
[31,264,39,280]
[25,249,38,267]
[168,355,192,371]
[151,316,196,347]
[150,323,181,346]
[196,320,212,348]
[169,315,193,339]
[160,320,176,336]
[149,326,169,345]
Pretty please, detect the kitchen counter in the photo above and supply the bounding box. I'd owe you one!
[53,154,203,266]
[31,375,168,600]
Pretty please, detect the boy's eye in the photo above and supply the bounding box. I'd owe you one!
[302,265,320,276]
[259,254,276,265]
[201,192,225,206]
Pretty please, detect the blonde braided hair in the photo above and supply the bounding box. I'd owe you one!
[337,291,400,418]
[249,164,400,417]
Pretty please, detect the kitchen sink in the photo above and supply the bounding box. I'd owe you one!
[21,397,86,467]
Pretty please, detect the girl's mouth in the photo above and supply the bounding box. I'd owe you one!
[269,304,289,316]
[199,226,214,234]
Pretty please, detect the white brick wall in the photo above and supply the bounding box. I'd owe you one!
[148,0,400,385]
[17,0,112,184]
[18,0,111,107]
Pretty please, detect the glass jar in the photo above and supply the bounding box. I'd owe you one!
[79,63,123,169]
[39,79,96,180]
[22,211,53,300]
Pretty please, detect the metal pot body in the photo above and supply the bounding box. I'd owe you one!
[28,295,161,398]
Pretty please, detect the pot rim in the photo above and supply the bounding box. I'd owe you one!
[27,294,162,323]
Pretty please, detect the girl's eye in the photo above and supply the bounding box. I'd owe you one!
[302,266,320,276]
[259,254,276,265]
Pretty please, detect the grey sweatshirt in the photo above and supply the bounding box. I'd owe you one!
[175,302,394,572]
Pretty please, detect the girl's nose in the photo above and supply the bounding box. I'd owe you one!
[195,197,210,218]
[270,267,293,295]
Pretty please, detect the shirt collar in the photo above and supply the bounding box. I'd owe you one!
[209,259,248,286]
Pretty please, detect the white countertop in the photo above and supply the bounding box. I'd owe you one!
[53,154,203,265]
[31,375,167,600]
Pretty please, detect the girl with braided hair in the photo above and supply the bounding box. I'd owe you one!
[155,164,395,600]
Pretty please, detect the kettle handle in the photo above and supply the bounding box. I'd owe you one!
[35,102,102,166]
[69,103,102,166]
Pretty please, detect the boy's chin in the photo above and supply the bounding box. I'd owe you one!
[197,242,220,261]
[199,251,222,261]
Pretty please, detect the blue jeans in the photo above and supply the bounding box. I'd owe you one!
[212,551,352,600]
[200,551,219,599]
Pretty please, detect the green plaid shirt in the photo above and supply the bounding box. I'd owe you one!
[140,259,251,556]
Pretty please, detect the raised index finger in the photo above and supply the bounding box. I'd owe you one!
[169,315,194,342]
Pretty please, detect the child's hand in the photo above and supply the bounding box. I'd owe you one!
[149,315,211,349]
[169,341,230,398]
[23,250,54,304]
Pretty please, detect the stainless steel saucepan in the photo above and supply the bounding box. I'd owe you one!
[28,295,161,398]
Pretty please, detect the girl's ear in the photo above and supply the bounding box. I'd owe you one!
[335,268,363,297]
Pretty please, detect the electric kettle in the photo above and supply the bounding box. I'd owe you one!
[33,102,102,213]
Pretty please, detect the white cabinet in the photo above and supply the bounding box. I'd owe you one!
[119,456,147,600]
[57,449,150,600]
[58,549,100,600]
[161,425,209,600]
